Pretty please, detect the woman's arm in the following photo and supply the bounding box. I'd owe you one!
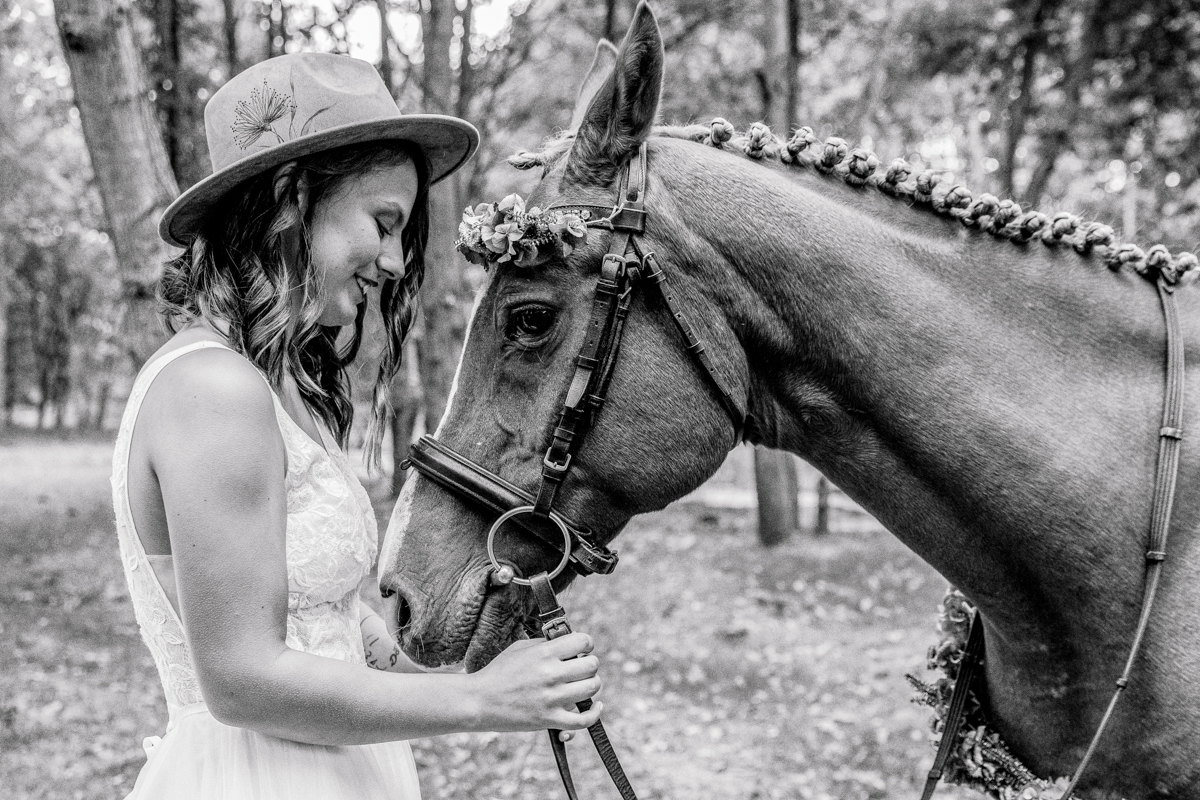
[145,349,602,746]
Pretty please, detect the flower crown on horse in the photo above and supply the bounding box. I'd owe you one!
[456,193,590,269]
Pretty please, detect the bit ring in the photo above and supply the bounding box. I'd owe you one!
[486,505,572,587]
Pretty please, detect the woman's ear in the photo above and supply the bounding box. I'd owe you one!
[272,162,310,216]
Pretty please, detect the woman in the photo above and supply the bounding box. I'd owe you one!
[113,52,602,799]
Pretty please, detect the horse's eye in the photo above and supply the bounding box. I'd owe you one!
[507,306,556,340]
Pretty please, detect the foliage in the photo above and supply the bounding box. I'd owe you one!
[3,0,1198,429]
[1,0,121,429]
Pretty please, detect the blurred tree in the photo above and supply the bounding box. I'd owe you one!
[417,0,472,435]
[138,0,223,189]
[53,0,178,367]
[890,0,1200,238]
[752,0,801,545]
[12,242,91,428]
[1,1,118,430]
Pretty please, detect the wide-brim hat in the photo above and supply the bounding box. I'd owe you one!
[159,52,479,248]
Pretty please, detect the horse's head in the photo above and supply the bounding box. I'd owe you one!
[379,2,753,671]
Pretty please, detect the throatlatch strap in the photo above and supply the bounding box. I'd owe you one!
[529,573,640,800]
[920,611,985,800]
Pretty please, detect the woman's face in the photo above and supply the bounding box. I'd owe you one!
[308,159,419,327]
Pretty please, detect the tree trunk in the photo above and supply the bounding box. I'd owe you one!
[389,337,423,496]
[221,0,239,76]
[762,0,798,132]
[603,0,618,42]
[417,0,471,430]
[999,0,1048,199]
[754,447,798,546]
[375,0,393,92]
[154,0,183,177]
[0,241,7,434]
[455,0,474,121]
[753,0,801,546]
[53,0,178,368]
[1022,0,1102,205]
[93,380,112,431]
[815,473,830,536]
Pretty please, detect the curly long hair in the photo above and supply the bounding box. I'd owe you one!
[158,140,430,465]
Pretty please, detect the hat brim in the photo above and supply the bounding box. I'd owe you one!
[159,114,479,248]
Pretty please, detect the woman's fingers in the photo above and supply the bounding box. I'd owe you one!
[557,653,599,681]
[558,675,603,706]
[556,699,602,729]
[546,631,593,659]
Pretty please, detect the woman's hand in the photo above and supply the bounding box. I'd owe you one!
[467,632,603,732]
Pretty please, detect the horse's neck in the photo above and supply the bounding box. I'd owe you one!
[661,143,1176,627]
[652,139,1200,784]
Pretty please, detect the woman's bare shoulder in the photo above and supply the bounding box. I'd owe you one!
[139,328,279,446]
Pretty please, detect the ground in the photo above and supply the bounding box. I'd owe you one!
[0,434,976,800]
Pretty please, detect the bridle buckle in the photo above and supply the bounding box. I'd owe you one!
[543,452,571,473]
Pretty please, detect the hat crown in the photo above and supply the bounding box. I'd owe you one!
[204,53,399,174]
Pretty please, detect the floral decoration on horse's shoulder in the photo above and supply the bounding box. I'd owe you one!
[455,193,589,268]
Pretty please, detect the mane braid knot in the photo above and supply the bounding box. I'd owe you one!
[707,117,734,147]
[845,148,879,186]
[816,136,848,174]
[743,122,774,160]
[878,158,914,197]
[781,125,819,165]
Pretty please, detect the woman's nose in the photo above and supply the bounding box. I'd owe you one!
[377,237,405,281]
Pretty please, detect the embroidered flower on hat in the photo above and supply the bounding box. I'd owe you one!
[231,81,297,149]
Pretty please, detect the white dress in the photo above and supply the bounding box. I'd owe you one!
[111,340,422,799]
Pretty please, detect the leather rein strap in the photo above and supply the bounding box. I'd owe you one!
[531,573,639,800]
[923,276,1187,800]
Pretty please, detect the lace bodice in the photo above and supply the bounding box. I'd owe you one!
[112,341,378,719]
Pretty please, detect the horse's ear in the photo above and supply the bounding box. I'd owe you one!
[568,39,619,133]
[566,1,663,183]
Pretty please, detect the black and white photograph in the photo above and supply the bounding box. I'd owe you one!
[1,1,1198,798]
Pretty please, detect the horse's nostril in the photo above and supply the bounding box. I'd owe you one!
[395,595,413,631]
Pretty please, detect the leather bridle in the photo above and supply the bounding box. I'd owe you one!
[405,142,746,800]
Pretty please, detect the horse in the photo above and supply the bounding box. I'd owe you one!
[378,4,1200,795]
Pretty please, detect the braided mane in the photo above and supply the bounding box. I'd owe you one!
[510,120,1199,287]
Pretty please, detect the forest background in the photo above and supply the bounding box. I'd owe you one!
[1,0,1198,466]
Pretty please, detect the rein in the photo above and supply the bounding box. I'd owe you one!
[405,142,745,800]
[923,275,1186,800]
